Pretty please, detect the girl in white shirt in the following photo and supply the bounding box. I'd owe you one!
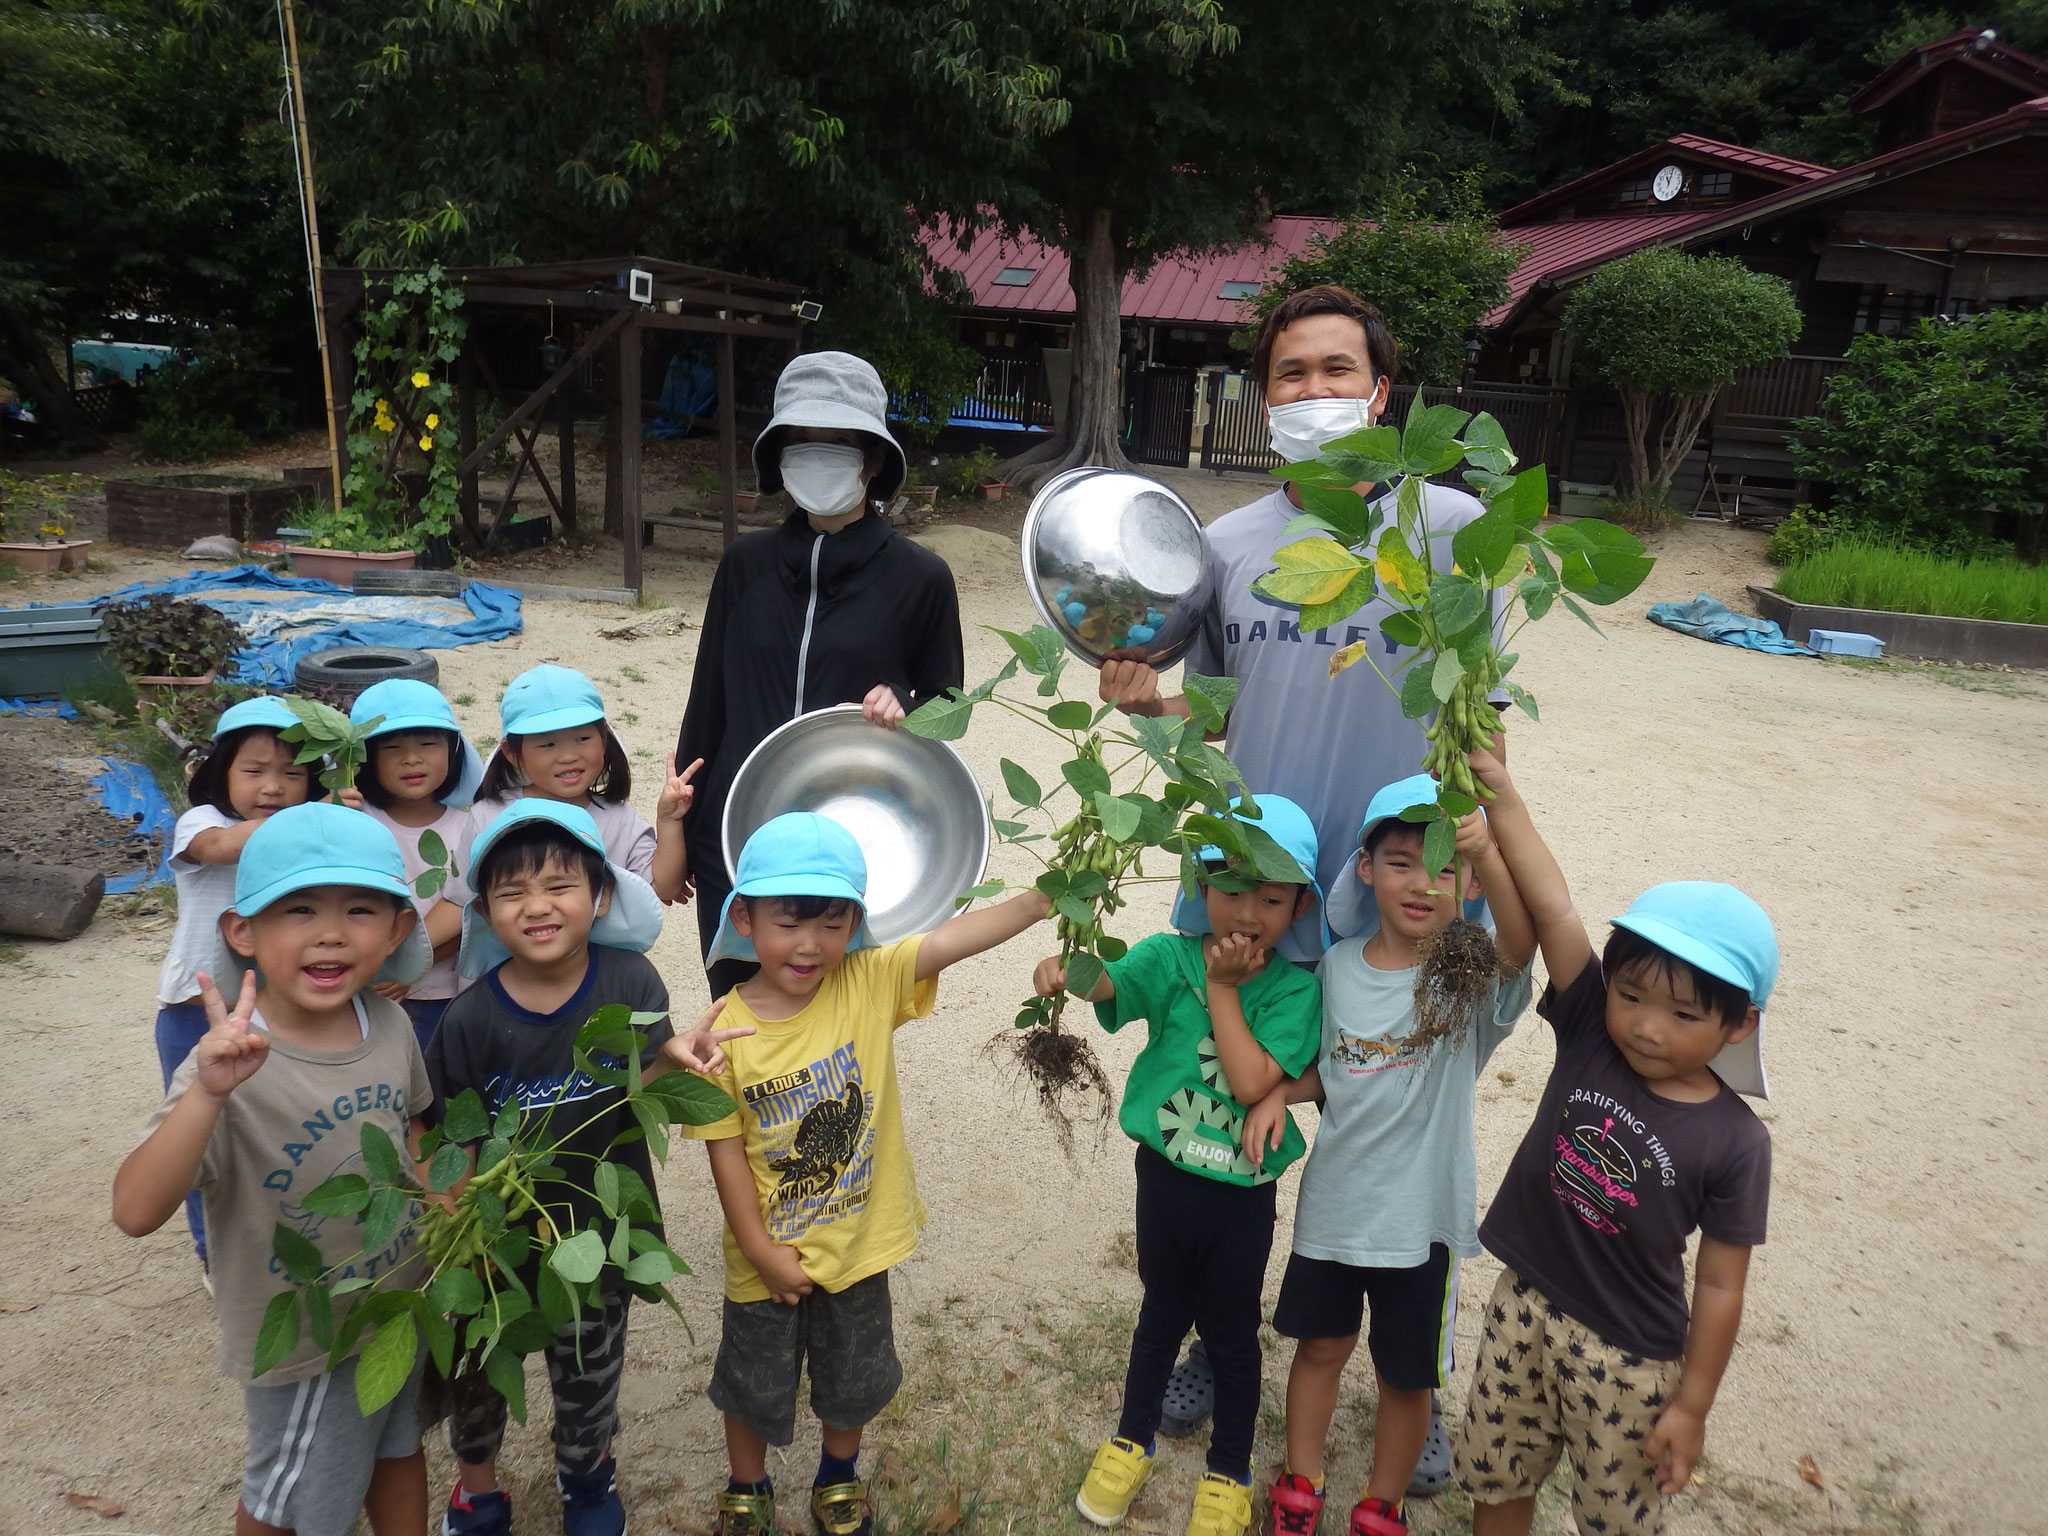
[153,696,315,1269]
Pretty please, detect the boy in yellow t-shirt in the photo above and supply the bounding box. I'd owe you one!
[685,812,1051,1536]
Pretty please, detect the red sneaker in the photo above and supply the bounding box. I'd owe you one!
[1348,1496,1407,1536]
[1266,1472,1325,1535]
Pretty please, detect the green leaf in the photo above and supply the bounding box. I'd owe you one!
[302,1174,370,1218]
[1239,823,1310,883]
[1427,574,1487,640]
[1125,711,1187,777]
[415,869,446,900]
[1490,464,1550,529]
[418,829,448,867]
[1182,673,1238,731]
[536,1262,579,1328]
[1559,593,1605,636]
[954,878,1005,907]
[575,1002,637,1055]
[359,1121,402,1186]
[1451,503,1518,582]
[362,1185,412,1254]
[1250,537,1365,609]
[1400,403,1470,474]
[1062,758,1112,797]
[644,1069,737,1126]
[443,1090,490,1144]
[1508,682,1540,722]
[412,1297,456,1379]
[593,1162,621,1215]
[1430,650,1466,704]
[305,1283,334,1350]
[428,1266,485,1316]
[1321,422,1403,463]
[493,1101,521,1141]
[1093,791,1141,843]
[472,1187,507,1238]
[1297,567,1378,634]
[628,1094,669,1163]
[475,1137,511,1178]
[990,625,1066,684]
[1398,661,1439,720]
[1422,813,1457,876]
[548,1229,606,1284]
[1296,481,1379,545]
[1063,952,1105,999]
[1374,525,1431,599]
[1097,934,1129,961]
[272,1223,326,1286]
[1559,548,1655,606]
[1055,894,1096,928]
[1541,514,1643,554]
[608,1217,633,1268]
[253,1289,301,1378]
[1439,789,1480,819]
[1517,574,1556,622]
[1378,611,1425,649]
[903,690,976,741]
[492,1226,531,1270]
[999,758,1041,808]
[1460,412,1516,473]
[354,1311,418,1415]
[624,1250,675,1286]
[427,1142,467,1193]
[482,1345,527,1423]
[1046,700,1093,731]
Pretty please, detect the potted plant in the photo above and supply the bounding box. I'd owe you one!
[940,446,1000,501]
[97,592,246,717]
[285,499,421,584]
[0,471,95,573]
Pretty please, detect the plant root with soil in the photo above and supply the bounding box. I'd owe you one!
[1409,917,1502,1056]
[990,1010,1112,1158]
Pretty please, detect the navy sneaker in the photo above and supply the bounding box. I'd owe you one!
[560,1456,627,1536]
[445,1483,512,1536]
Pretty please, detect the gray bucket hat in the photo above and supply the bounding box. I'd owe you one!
[752,351,907,502]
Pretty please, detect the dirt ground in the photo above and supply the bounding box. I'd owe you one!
[0,714,159,879]
[2,473,2045,1536]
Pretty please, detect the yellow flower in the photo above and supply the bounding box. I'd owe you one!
[425,413,440,430]
[375,415,394,433]
[411,371,430,389]
[419,435,435,452]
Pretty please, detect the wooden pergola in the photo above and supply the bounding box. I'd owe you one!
[317,257,808,590]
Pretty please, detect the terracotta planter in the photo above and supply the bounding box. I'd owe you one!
[134,670,219,726]
[286,547,419,585]
[58,539,93,571]
[734,490,761,515]
[979,481,1008,501]
[910,484,939,507]
[0,541,66,574]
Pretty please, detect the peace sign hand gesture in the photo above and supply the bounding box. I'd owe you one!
[192,969,268,1101]
[657,751,704,824]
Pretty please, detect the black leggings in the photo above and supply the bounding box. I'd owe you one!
[693,860,759,999]
[1116,1144,1277,1481]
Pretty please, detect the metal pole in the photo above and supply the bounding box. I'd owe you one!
[277,0,344,513]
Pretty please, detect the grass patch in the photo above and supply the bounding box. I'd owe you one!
[1596,490,1682,534]
[452,692,476,707]
[1778,541,2048,624]
[1819,654,2048,699]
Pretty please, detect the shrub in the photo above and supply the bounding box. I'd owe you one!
[941,446,998,496]
[135,333,291,463]
[1793,308,2048,559]
[1777,541,2048,625]
[1766,505,1839,566]
[814,291,981,448]
[1565,249,1803,496]
[97,593,245,678]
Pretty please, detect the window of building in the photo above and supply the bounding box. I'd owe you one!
[1617,177,1653,204]
[993,267,1036,286]
[1218,280,1261,299]
[1696,171,1733,198]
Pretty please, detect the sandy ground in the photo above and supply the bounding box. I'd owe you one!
[2,475,2045,1535]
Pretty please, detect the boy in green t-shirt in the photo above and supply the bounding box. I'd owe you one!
[1033,796,1324,1536]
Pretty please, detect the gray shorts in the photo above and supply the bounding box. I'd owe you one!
[242,1349,425,1536]
[709,1269,901,1446]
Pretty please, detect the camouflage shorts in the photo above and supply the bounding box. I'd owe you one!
[710,1269,900,1446]
[1453,1269,1684,1536]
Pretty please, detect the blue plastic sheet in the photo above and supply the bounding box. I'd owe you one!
[1646,593,1815,656]
[0,697,79,719]
[88,755,179,890]
[85,565,523,686]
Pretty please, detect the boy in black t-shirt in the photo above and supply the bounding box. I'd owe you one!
[425,800,734,1536]
[1451,749,1777,1536]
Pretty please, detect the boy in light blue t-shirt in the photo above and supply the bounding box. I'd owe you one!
[1241,775,1536,1536]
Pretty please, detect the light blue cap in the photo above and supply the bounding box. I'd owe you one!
[212,695,301,739]
[707,811,878,964]
[1325,773,1491,939]
[458,798,664,977]
[1169,794,1324,939]
[219,802,431,986]
[1613,881,1778,1098]
[350,678,486,808]
[499,664,606,737]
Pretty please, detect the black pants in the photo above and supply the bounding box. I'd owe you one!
[449,1290,629,1478]
[1117,1144,1276,1481]
[693,860,759,999]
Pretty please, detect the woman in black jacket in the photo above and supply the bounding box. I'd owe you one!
[675,350,964,993]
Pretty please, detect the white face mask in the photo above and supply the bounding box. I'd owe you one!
[780,441,869,516]
[1266,395,1382,462]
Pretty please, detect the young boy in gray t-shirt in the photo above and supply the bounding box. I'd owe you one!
[1241,774,1535,1536]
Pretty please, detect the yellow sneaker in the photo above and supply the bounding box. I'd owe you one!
[1076,1436,1155,1526]
[1185,1472,1253,1536]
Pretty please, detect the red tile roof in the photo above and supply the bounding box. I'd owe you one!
[1484,213,1717,324]
[925,215,1341,326]
[1848,27,2048,113]
[1662,134,1834,181]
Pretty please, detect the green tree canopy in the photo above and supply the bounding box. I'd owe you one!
[1795,307,2048,558]
[1245,173,1531,386]
[1564,247,1802,494]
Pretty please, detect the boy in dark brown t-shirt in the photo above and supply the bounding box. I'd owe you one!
[1449,750,1777,1536]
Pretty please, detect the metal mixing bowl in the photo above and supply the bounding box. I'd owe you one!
[1022,466,1214,668]
[722,706,991,943]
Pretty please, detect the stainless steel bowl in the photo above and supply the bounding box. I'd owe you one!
[722,706,991,944]
[1022,466,1214,668]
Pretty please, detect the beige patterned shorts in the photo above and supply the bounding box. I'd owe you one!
[1453,1269,1684,1535]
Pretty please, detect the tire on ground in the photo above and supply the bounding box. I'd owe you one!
[293,645,438,701]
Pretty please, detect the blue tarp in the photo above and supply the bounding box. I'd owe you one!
[0,697,78,719]
[89,755,179,890]
[1647,593,1815,656]
[85,565,523,686]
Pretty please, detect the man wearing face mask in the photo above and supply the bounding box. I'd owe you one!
[1098,288,1501,1496]
[677,350,964,994]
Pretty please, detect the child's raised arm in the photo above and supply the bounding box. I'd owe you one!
[1467,747,1593,993]
[914,888,1053,981]
[651,750,702,905]
[1460,804,1536,976]
[1033,951,1115,1003]
[112,971,266,1236]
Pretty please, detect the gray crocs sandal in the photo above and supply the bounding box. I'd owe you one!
[1158,1339,1214,1438]
[1406,1392,1451,1498]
